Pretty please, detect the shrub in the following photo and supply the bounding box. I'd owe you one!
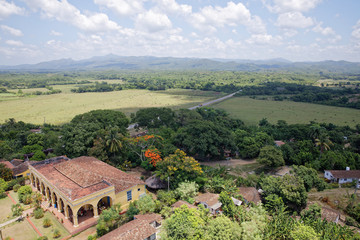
[345,216,358,227]
[53,229,61,238]
[13,184,21,192]
[43,218,52,228]
[34,208,44,219]
[17,185,32,203]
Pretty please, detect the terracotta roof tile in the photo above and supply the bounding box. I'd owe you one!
[0,160,14,169]
[12,161,36,175]
[326,170,360,179]
[134,213,162,224]
[10,159,24,167]
[238,187,261,204]
[195,193,220,207]
[98,219,156,240]
[32,156,145,201]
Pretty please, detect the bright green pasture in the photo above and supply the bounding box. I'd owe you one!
[212,96,360,127]
[0,89,224,124]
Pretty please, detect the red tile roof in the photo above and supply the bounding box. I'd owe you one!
[134,213,162,224]
[238,187,261,204]
[12,161,37,175]
[274,141,285,147]
[98,219,156,240]
[10,159,23,167]
[0,160,14,169]
[171,200,197,209]
[326,170,360,179]
[32,156,144,201]
[195,193,220,207]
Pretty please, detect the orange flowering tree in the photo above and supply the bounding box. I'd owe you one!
[155,149,203,188]
[125,134,163,163]
[144,148,162,167]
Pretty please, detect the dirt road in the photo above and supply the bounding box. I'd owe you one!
[188,91,240,110]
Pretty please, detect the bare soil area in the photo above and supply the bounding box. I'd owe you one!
[199,158,256,167]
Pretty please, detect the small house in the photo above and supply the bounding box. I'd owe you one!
[238,187,261,204]
[195,193,222,214]
[324,167,360,188]
[98,213,161,240]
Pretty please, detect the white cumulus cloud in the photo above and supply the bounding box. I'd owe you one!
[352,20,360,40]
[1,25,23,36]
[154,0,192,16]
[190,1,266,34]
[247,34,282,45]
[94,0,144,17]
[264,0,322,13]
[0,0,24,19]
[23,0,120,32]
[312,22,335,36]
[135,10,172,32]
[277,12,314,29]
[5,39,24,46]
[50,30,62,36]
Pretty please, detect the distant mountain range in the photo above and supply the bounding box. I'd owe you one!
[1,54,360,73]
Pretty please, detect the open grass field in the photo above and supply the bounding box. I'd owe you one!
[0,89,224,125]
[0,196,15,223]
[307,187,360,210]
[30,211,70,240]
[212,96,360,127]
[1,220,39,240]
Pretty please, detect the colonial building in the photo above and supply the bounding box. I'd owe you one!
[29,156,146,227]
[324,167,360,188]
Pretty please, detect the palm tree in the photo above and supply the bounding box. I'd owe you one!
[310,124,325,141]
[315,134,333,160]
[105,128,123,157]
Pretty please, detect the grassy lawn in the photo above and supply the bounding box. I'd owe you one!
[30,211,70,240]
[212,96,360,127]
[1,220,39,240]
[0,196,15,224]
[0,89,224,124]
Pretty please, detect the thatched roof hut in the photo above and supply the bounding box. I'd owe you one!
[145,175,167,189]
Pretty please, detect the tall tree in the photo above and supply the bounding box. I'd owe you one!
[315,133,333,160]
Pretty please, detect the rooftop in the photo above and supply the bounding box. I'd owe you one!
[326,170,360,179]
[98,219,156,240]
[134,213,162,224]
[238,187,261,204]
[0,160,15,169]
[32,156,144,201]
[195,193,220,208]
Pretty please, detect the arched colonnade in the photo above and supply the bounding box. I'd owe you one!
[29,173,113,227]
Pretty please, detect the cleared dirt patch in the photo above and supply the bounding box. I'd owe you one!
[200,159,256,167]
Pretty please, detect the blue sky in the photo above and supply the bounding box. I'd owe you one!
[0,0,359,65]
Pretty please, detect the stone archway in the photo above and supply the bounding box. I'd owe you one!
[52,192,58,209]
[46,187,51,204]
[40,182,45,196]
[58,198,65,213]
[35,178,40,191]
[30,174,35,187]
[97,196,112,215]
[76,204,94,226]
